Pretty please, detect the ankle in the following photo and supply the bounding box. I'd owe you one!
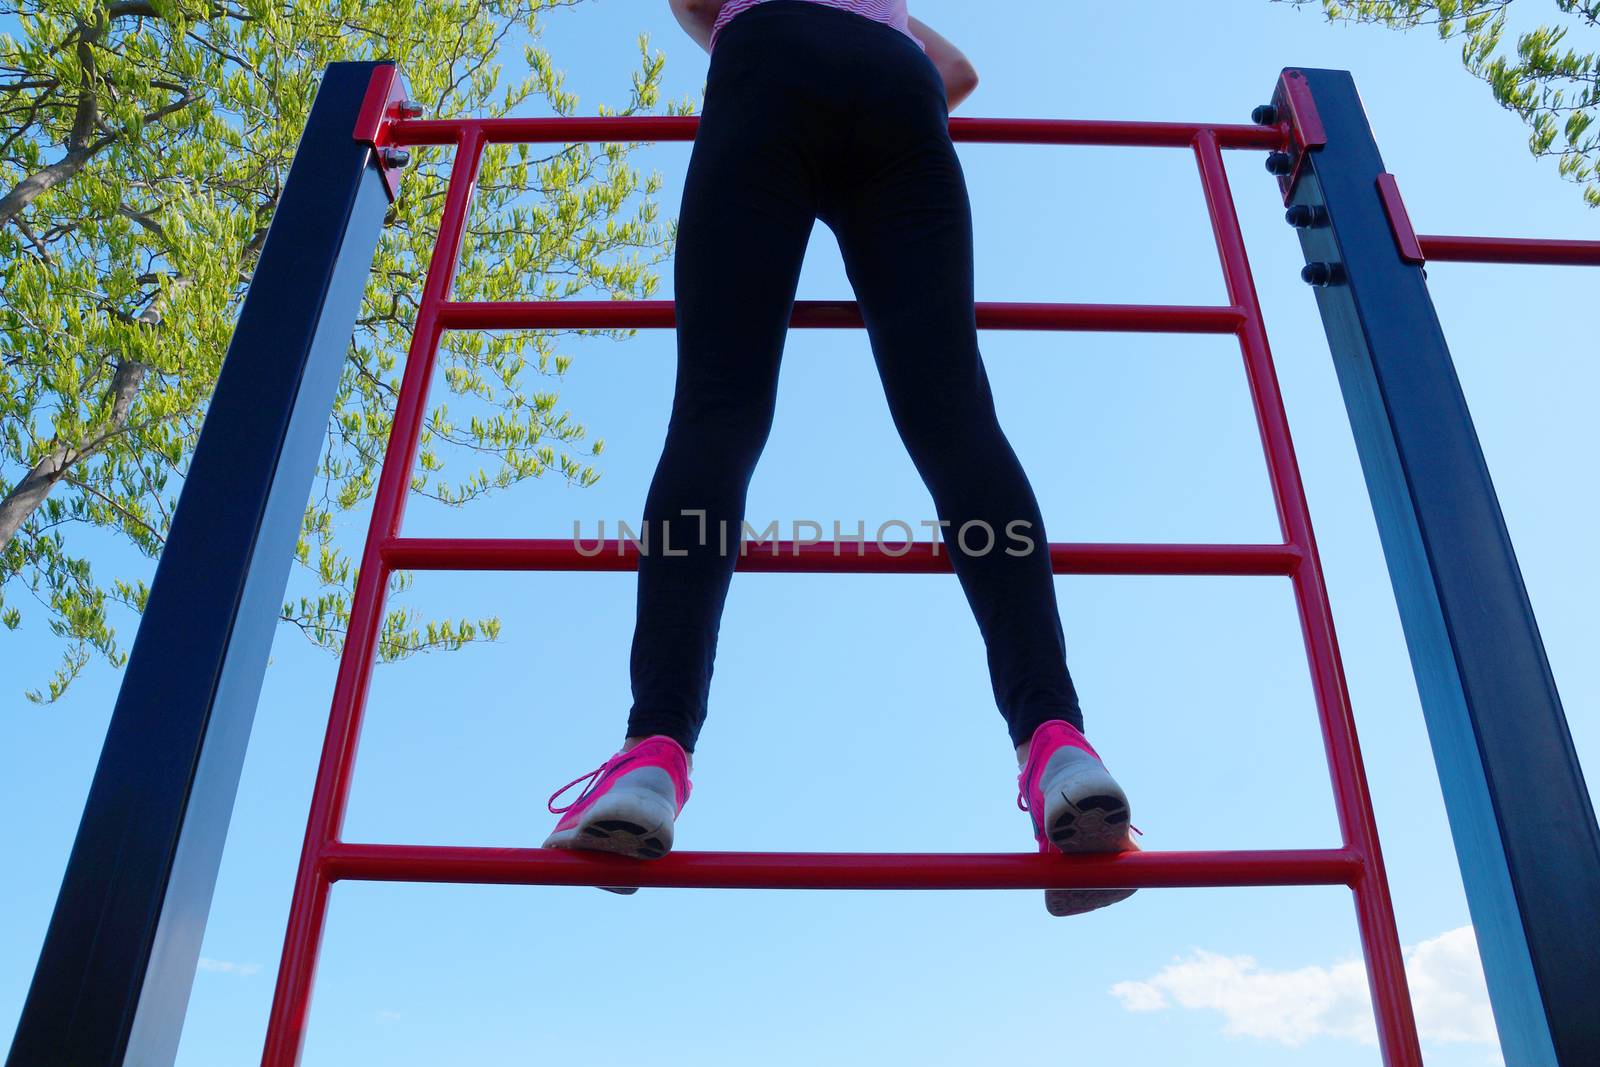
[624,734,694,773]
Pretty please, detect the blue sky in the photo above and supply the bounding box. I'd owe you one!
[4,2,1597,1064]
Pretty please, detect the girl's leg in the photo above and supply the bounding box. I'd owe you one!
[820,80,1135,918]
[820,102,1083,750]
[624,77,820,753]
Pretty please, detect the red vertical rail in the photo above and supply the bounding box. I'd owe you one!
[260,126,486,1067]
[1193,131,1423,1067]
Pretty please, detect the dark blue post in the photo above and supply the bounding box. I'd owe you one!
[5,61,401,1067]
[1268,67,1600,1067]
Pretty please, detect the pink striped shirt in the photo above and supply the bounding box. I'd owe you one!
[710,0,928,53]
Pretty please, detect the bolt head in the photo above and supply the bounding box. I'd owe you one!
[1285,204,1325,228]
[397,99,424,119]
[1265,152,1295,177]
[1251,104,1278,126]
[1301,262,1341,287]
[380,147,411,169]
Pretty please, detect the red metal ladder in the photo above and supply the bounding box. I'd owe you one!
[260,101,1426,1066]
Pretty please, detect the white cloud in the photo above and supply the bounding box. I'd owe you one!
[1405,927,1499,1046]
[1110,925,1499,1055]
[196,957,262,977]
[1111,949,1373,1046]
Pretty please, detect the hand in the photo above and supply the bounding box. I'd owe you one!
[908,16,979,111]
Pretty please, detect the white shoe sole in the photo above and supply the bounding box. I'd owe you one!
[1037,746,1136,917]
[542,769,678,896]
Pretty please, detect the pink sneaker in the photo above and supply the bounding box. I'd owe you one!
[543,736,692,893]
[1017,719,1138,917]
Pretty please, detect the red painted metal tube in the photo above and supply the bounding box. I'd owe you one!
[1418,233,1600,267]
[260,128,489,1067]
[1195,131,1423,1067]
[380,538,1304,576]
[1376,174,1598,266]
[949,117,1286,150]
[322,843,1362,891]
[390,115,1286,151]
[435,299,1246,334]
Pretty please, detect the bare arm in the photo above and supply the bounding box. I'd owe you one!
[908,15,979,111]
[669,0,726,54]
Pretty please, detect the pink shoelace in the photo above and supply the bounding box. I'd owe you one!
[547,754,634,815]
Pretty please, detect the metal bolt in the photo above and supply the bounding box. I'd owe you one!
[1265,152,1295,177]
[1251,104,1278,126]
[1301,262,1343,287]
[397,99,424,119]
[1285,204,1327,228]
[380,147,411,169]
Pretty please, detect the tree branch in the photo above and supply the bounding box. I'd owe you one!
[0,359,147,552]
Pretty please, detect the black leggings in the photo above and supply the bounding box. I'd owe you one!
[626,0,1082,751]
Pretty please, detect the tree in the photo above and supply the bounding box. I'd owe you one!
[1,0,684,702]
[1287,1,1599,206]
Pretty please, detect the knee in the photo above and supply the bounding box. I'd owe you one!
[890,388,1003,460]
[667,392,777,460]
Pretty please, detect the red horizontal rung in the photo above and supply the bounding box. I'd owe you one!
[389,115,1286,151]
[434,300,1245,334]
[321,843,1363,890]
[380,538,1304,576]
[1417,233,1600,267]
